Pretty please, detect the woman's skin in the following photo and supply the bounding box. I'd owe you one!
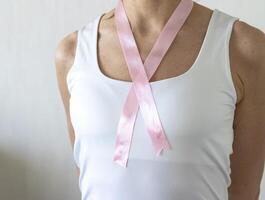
[54,0,265,199]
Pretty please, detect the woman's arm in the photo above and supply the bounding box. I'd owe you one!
[228,20,265,200]
[54,31,80,177]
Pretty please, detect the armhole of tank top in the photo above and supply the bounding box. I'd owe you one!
[224,16,240,105]
[66,27,82,96]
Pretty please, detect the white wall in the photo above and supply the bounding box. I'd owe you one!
[0,0,264,199]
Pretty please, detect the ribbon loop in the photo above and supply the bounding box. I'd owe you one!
[113,0,194,167]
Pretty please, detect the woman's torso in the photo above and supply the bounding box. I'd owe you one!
[67,5,239,200]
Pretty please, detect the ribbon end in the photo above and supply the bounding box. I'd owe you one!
[151,130,172,155]
[155,147,163,156]
[155,144,171,157]
[113,156,128,168]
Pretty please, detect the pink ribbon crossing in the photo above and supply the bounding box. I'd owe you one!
[113,0,194,167]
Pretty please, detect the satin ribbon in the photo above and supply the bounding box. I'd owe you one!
[113,0,194,168]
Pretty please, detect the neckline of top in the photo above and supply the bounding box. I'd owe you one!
[92,8,219,86]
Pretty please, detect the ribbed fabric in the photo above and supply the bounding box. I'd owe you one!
[67,8,239,200]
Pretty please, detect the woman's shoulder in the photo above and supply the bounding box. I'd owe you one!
[54,14,99,79]
[54,30,78,80]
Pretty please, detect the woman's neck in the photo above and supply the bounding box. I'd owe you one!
[122,0,183,33]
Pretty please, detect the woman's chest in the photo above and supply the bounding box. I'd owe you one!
[69,74,234,141]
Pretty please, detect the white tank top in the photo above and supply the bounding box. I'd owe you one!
[67,9,239,200]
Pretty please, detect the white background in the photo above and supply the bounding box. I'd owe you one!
[0,0,264,199]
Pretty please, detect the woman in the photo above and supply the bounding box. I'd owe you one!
[54,0,265,199]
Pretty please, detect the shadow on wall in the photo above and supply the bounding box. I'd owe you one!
[0,148,81,200]
[0,150,27,200]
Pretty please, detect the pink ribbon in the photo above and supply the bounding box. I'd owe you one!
[113,0,194,168]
